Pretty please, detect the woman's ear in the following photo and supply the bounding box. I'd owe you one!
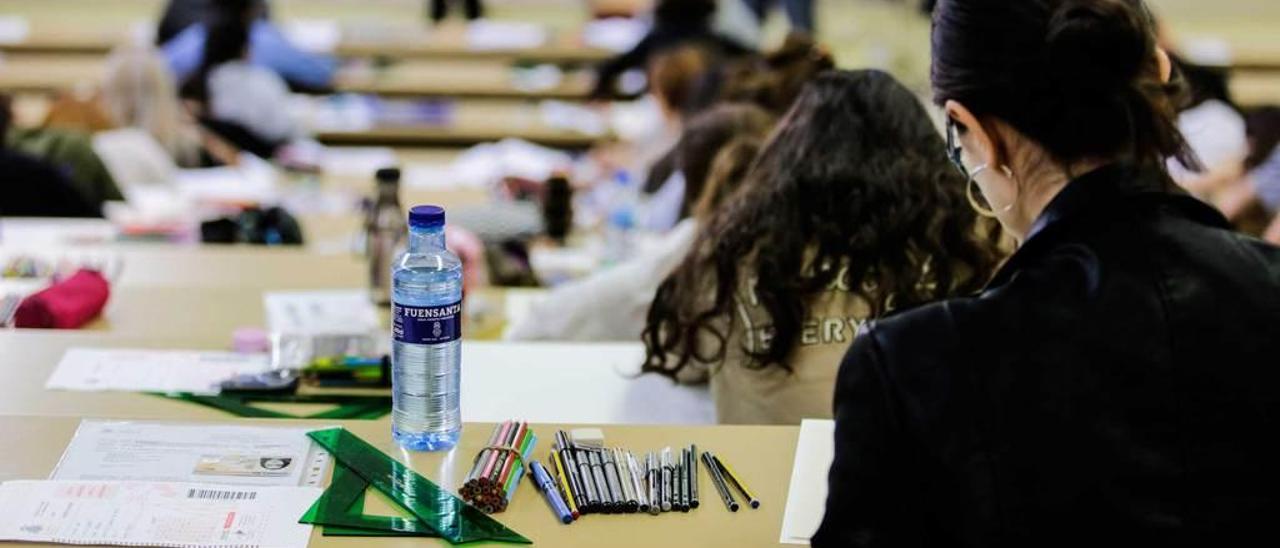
[1155,47,1173,84]
[945,100,1001,168]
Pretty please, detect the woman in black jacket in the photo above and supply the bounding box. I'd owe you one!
[815,0,1280,546]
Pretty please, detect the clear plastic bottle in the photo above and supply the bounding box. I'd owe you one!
[391,205,463,451]
[366,167,405,306]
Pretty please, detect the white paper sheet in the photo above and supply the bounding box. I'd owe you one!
[283,19,341,53]
[780,419,836,544]
[0,480,319,548]
[0,16,31,44]
[46,348,271,395]
[263,289,380,335]
[52,420,330,487]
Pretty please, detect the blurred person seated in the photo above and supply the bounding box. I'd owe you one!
[641,71,1003,425]
[0,95,101,218]
[429,0,484,23]
[181,0,307,158]
[507,103,776,342]
[160,0,337,91]
[592,0,752,100]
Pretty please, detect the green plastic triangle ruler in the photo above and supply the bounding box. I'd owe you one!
[302,428,530,544]
[153,392,392,419]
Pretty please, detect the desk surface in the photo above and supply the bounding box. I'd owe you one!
[0,23,612,64]
[0,333,713,424]
[0,415,795,547]
[0,54,594,101]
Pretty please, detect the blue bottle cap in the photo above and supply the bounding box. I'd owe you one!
[409,205,446,228]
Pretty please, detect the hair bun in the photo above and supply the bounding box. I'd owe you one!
[1045,0,1148,91]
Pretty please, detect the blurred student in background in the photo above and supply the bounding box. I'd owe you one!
[160,0,337,91]
[93,45,241,190]
[0,95,100,218]
[507,103,776,342]
[817,0,1280,543]
[429,0,484,23]
[641,70,1003,425]
[592,0,751,100]
[181,0,306,158]
[641,34,835,226]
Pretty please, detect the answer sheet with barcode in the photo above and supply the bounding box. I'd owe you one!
[0,480,320,548]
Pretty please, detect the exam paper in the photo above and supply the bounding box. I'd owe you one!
[53,420,330,487]
[780,419,836,544]
[46,348,271,395]
[0,480,320,548]
[263,289,380,335]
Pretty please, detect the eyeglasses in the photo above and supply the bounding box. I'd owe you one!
[945,117,968,179]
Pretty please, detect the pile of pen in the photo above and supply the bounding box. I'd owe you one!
[461,421,538,513]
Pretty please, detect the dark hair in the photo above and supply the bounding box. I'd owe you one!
[0,94,11,146]
[642,70,1004,375]
[692,136,764,218]
[649,46,712,119]
[719,33,836,114]
[181,0,252,102]
[1245,106,1280,171]
[931,0,1197,174]
[655,0,716,26]
[673,103,776,217]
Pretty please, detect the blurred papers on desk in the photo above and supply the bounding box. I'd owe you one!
[780,419,835,544]
[466,20,548,50]
[52,420,330,487]
[0,480,320,548]
[0,16,30,44]
[46,348,271,395]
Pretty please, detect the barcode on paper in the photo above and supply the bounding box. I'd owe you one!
[185,488,258,501]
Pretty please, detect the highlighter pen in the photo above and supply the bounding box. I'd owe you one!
[703,451,739,512]
[587,450,615,512]
[712,453,761,509]
[646,452,661,515]
[689,444,700,509]
[530,461,574,524]
[628,452,650,513]
[551,451,579,519]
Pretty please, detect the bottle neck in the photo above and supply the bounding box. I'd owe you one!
[407,224,445,251]
[375,183,401,206]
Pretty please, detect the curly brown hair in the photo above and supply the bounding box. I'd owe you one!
[642,70,1004,376]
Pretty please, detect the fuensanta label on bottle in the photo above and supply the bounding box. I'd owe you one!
[393,301,462,344]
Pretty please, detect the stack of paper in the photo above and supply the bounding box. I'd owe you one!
[780,419,836,544]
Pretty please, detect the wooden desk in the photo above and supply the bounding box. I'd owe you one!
[1231,73,1280,108]
[313,98,607,148]
[0,25,611,65]
[337,60,593,101]
[0,415,795,547]
[0,333,714,424]
[0,54,594,101]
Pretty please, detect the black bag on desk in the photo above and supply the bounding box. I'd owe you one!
[201,206,304,245]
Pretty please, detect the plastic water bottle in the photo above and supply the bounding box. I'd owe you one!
[603,171,638,263]
[391,205,463,451]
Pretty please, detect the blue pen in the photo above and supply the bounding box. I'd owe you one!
[530,461,573,524]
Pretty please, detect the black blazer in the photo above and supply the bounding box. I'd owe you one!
[814,164,1280,546]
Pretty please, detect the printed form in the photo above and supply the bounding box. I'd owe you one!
[0,480,320,548]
